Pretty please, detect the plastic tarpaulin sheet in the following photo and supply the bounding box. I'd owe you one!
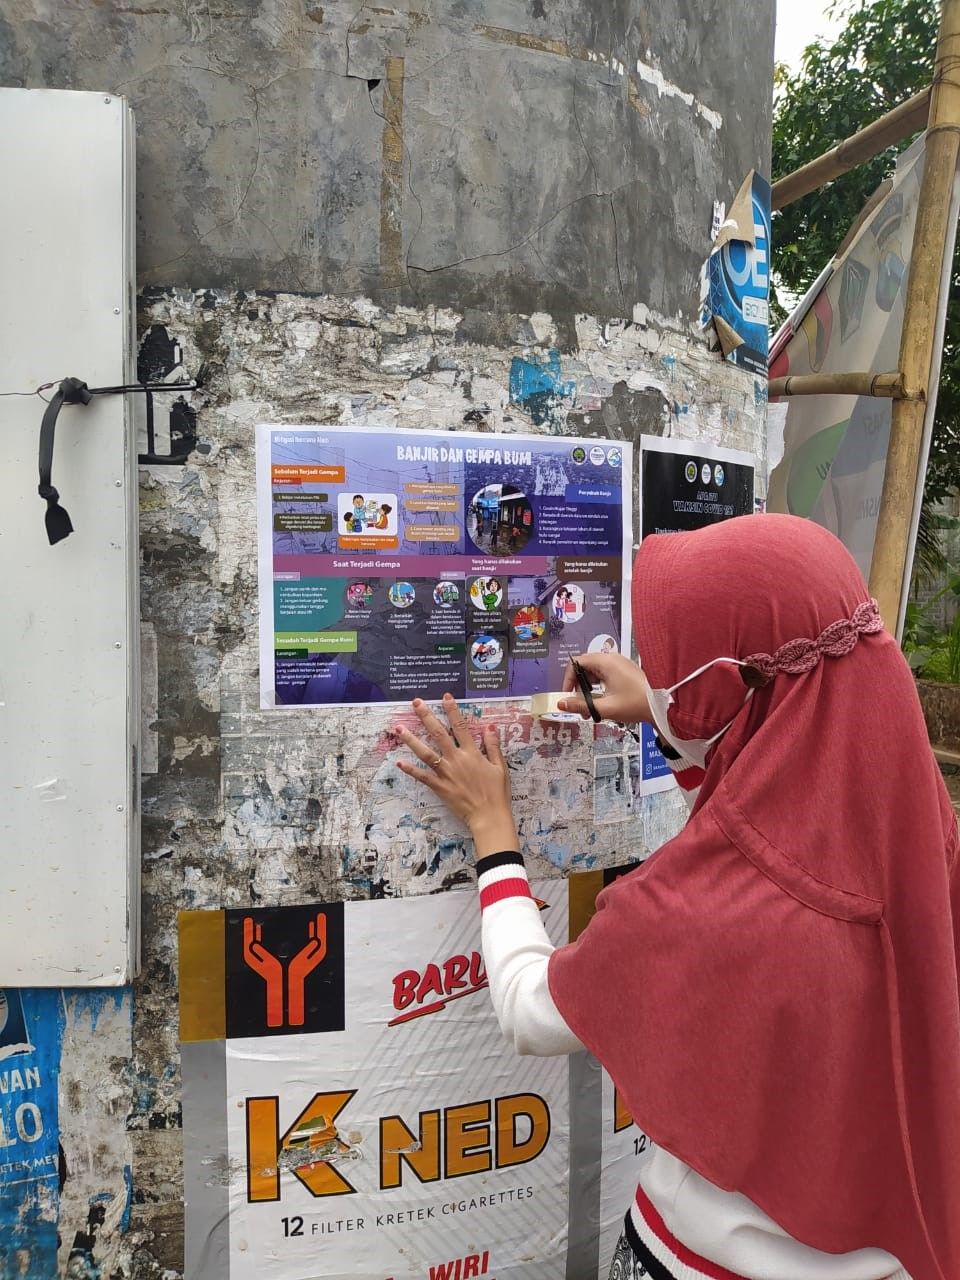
[768,133,960,627]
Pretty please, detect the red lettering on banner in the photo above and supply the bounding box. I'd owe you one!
[388,952,488,1026]
[416,964,445,1003]
[392,970,419,1011]
[430,1252,490,1280]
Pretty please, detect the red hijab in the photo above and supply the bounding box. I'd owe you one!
[548,514,960,1280]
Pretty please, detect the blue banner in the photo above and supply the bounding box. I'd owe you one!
[0,989,64,1277]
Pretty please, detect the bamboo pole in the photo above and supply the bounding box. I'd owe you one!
[869,0,960,627]
[772,89,932,211]
[768,371,916,399]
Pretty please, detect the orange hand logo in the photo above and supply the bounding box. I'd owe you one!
[287,913,328,1027]
[242,918,285,1027]
[241,913,328,1029]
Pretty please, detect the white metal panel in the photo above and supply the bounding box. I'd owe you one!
[0,89,139,984]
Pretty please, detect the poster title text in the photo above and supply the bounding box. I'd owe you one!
[396,445,532,465]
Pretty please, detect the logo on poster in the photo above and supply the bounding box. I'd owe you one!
[719,190,770,325]
[226,904,346,1038]
[245,1089,550,1202]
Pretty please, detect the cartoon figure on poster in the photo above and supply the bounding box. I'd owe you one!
[471,635,504,670]
[337,492,396,538]
[553,584,585,623]
[513,606,545,641]
[471,577,503,611]
[433,581,460,608]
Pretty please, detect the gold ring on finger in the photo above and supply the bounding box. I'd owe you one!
[429,754,444,768]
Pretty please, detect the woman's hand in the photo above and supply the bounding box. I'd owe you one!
[395,694,519,857]
[559,652,652,724]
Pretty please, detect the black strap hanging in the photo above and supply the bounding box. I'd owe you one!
[35,371,204,545]
[38,378,92,545]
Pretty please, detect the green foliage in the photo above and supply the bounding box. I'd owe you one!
[913,505,960,587]
[773,0,939,322]
[772,0,960,524]
[901,571,960,681]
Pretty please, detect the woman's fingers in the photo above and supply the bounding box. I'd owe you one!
[412,698,455,753]
[557,693,594,719]
[396,757,440,790]
[394,724,443,766]
[560,654,607,690]
[442,693,479,752]
[569,652,610,682]
[482,724,505,767]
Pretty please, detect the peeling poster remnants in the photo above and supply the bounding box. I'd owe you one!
[508,350,576,426]
[0,989,63,1278]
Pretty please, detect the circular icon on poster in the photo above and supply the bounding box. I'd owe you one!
[714,464,725,487]
[685,461,698,483]
[469,576,504,611]
[701,462,712,485]
[432,581,460,608]
[512,605,546,640]
[606,447,622,466]
[589,446,606,465]
[552,583,585,624]
[470,634,504,671]
[571,446,587,464]
[388,582,416,608]
[587,633,618,654]
[345,581,373,608]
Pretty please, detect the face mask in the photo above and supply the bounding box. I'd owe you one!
[646,656,754,770]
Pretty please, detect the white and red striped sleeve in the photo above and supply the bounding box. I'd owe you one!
[476,851,583,1057]
[655,735,703,811]
[476,850,534,910]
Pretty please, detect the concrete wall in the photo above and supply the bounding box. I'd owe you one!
[2,3,773,1275]
[3,1,769,331]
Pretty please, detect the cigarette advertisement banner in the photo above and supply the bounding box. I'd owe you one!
[256,426,633,708]
[180,872,644,1280]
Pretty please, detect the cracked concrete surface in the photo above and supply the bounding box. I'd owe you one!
[3,0,772,327]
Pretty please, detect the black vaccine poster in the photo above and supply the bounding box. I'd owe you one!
[637,436,756,788]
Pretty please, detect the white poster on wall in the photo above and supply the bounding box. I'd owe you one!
[255,424,633,710]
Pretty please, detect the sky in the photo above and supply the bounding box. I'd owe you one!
[775,1,844,70]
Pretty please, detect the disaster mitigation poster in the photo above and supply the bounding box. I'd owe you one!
[256,426,632,707]
[637,436,755,790]
[180,881,643,1280]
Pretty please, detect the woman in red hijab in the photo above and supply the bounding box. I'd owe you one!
[395,514,960,1280]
